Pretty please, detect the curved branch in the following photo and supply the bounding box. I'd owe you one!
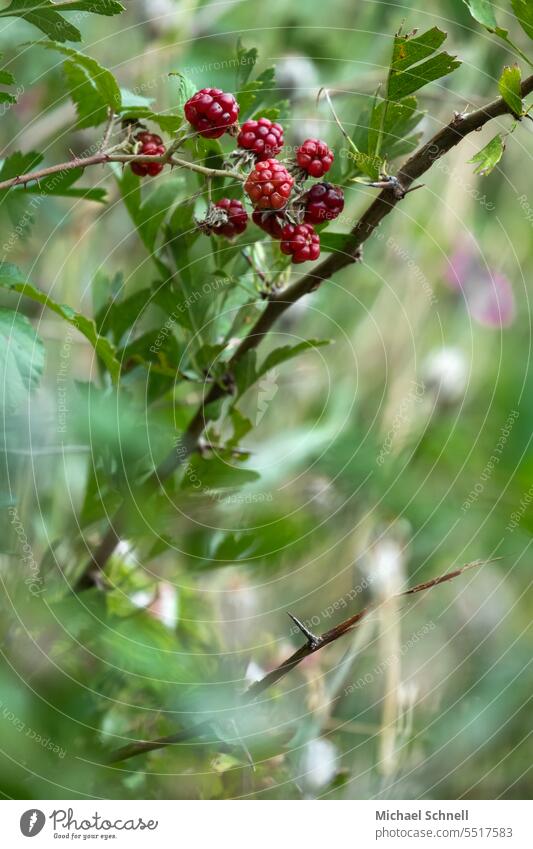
[75,72,533,590]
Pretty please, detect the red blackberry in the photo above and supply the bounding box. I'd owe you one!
[280,223,320,263]
[252,210,286,239]
[296,138,334,178]
[304,182,344,224]
[131,131,166,177]
[212,198,248,238]
[184,88,239,139]
[237,117,284,160]
[244,158,294,210]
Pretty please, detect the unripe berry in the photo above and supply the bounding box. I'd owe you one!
[131,131,166,177]
[184,88,239,138]
[252,210,286,239]
[244,158,294,210]
[304,182,344,224]
[238,117,284,160]
[212,198,248,238]
[280,223,320,263]
[296,138,334,178]
[131,130,166,177]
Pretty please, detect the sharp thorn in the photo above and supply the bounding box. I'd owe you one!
[288,613,319,648]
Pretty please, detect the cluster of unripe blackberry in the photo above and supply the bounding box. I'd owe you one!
[130,87,344,264]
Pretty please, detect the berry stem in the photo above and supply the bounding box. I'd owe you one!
[0,149,245,192]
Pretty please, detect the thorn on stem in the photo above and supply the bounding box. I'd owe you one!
[288,612,319,648]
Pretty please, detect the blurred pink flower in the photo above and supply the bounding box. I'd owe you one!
[444,241,515,327]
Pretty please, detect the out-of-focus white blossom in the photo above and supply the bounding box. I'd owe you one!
[300,737,338,792]
[422,346,468,405]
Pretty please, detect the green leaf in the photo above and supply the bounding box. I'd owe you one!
[170,72,197,112]
[181,454,260,493]
[498,64,523,117]
[236,39,258,88]
[388,52,461,101]
[0,150,43,179]
[0,308,44,413]
[462,0,497,29]
[0,55,16,104]
[391,26,448,71]
[318,231,361,254]
[0,263,121,383]
[463,0,533,67]
[119,105,183,134]
[468,133,505,175]
[21,166,107,202]
[386,29,461,102]
[0,0,124,43]
[37,42,121,127]
[512,0,533,40]
[257,339,332,380]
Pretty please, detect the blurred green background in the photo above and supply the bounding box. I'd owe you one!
[0,0,531,800]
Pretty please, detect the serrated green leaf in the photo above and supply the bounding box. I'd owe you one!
[170,72,197,112]
[512,0,533,40]
[38,41,121,107]
[236,40,258,88]
[468,133,505,175]
[0,307,44,412]
[0,150,43,179]
[0,0,123,43]
[0,263,121,383]
[388,52,461,100]
[463,0,533,67]
[498,64,523,117]
[391,27,448,71]
[0,68,14,86]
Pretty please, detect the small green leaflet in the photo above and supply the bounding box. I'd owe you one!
[37,44,183,130]
[234,339,332,399]
[236,40,258,88]
[0,55,16,104]
[170,72,197,112]
[511,0,533,41]
[462,0,533,68]
[119,89,184,133]
[462,0,497,29]
[38,41,121,110]
[0,263,121,383]
[0,1,124,43]
[257,339,332,380]
[498,65,523,117]
[0,308,45,413]
[469,134,505,175]
[387,28,461,101]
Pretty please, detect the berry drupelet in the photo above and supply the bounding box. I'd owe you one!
[237,118,284,160]
[296,138,334,178]
[212,198,248,238]
[184,88,239,138]
[130,131,166,177]
[280,223,320,263]
[304,182,344,224]
[244,159,294,210]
